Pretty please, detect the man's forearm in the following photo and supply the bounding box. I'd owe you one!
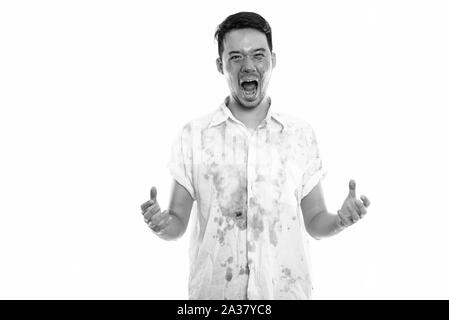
[307,211,345,240]
[156,211,186,241]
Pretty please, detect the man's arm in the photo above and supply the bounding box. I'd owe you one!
[301,180,370,240]
[301,182,343,240]
[141,179,194,241]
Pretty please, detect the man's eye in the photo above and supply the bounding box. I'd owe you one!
[255,54,265,59]
[230,56,241,61]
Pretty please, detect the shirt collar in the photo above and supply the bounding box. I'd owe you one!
[208,97,285,132]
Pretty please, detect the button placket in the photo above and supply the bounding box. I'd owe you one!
[246,129,258,297]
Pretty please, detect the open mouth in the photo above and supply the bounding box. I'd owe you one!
[240,79,259,98]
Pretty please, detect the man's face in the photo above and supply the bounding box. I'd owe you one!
[217,28,276,109]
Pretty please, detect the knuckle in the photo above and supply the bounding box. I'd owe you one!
[149,222,159,231]
[141,200,154,210]
[151,216,160,225]
[157,221,167,229]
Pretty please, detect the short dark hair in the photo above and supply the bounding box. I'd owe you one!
[214,12,273,59]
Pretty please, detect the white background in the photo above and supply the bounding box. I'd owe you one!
[1,0,448,299]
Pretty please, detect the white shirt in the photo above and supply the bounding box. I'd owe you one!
[167,97,326,300]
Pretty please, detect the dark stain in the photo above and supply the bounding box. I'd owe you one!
[223,222,234,234]
[225,267,233,282]
[234,217,247,230]
[249,214,264,241]
[282,268,291,277]
[209,164,247,231]
[238,265,250,275]
[217,229,225,245]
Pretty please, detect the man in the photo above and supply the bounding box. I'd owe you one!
[141,12,370,300]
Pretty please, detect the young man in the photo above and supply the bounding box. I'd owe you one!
[141,12,370,300]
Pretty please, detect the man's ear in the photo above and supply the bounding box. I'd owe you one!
[216,57,223,74]
[271,52,277,69]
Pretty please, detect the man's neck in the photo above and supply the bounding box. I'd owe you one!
[226,96,271,130]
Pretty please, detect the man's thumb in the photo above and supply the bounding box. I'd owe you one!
[348,179,356,197]
[150,186,157,201]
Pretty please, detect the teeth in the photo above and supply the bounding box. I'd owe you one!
[240,79,258,85]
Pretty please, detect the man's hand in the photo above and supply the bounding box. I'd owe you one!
[337,180,371,228]
[141,186,172,234]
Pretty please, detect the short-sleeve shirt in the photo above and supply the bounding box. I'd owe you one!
[167,97,326,300]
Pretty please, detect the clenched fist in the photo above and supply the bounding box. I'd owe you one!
[141,186,172,234]
[337,180,371,228]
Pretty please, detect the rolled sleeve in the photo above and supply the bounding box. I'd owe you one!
[301,127,327,199]
[166,125,196,201]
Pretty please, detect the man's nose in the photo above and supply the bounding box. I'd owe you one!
[241,56,256,72]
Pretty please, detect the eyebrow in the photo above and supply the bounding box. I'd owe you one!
[227,48,267,55]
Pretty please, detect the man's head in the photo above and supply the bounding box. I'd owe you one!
[215,12,276,109]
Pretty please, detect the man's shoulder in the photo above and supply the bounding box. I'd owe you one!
[273,111,315,133]
[178,109,218,133]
